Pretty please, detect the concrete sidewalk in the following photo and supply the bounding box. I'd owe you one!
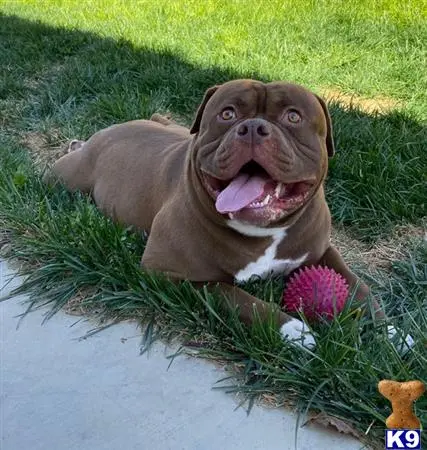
[1,260,364,450]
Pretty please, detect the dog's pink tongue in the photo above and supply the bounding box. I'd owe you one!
[215,173,266,213]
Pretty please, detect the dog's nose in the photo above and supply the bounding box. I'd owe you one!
[236,119,272,143]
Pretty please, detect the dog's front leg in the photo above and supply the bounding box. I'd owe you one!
[203,282,316,350]
[319,245,384,318]
[319,245,414,352]
[142,221,315,350]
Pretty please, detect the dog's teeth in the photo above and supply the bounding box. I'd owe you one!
[249,195,271,208]
[274,183,282,198]
[262,194,271,206]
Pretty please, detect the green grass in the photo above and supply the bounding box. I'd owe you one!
[0,1,426,447]
[1,4,426,238]
[2,0,426,116]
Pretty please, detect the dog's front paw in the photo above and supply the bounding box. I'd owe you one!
[280,318,316,350]
[387,325,415,355]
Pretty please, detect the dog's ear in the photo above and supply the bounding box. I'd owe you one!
[315,95,335,157]
[190,86,219,134]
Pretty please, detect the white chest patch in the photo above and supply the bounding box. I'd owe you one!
[227,220,308,282]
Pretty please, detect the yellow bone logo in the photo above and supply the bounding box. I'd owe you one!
[378,380,425,429]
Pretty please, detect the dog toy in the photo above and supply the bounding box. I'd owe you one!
[282,266,349,321]
[378,380,425,429]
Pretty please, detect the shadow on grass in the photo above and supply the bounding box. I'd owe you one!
[1,13,426,241]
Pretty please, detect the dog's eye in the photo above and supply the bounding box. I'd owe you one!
[286,110,302,123]
[220,108,236,121]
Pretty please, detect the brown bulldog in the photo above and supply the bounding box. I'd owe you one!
[46,80,413,351]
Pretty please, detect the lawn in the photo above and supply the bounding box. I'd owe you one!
[0,1,426,447]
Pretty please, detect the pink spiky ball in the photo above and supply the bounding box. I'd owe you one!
[282,266,349,321]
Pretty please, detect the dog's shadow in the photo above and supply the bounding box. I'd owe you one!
[1,12,425,243]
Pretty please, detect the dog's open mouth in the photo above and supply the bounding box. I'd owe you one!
[202,161,315,220]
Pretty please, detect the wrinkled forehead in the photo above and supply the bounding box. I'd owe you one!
[206,80,321,115]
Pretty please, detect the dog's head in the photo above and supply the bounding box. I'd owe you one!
[190,80,334,227]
